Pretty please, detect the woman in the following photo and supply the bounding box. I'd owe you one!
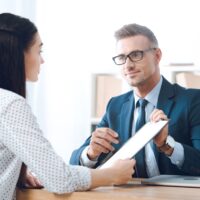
[0,13,135,200]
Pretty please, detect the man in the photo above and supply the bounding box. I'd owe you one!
[70,24,200,177]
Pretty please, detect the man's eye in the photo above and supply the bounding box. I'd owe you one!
[130,51,141,58]
[118,56,125,61]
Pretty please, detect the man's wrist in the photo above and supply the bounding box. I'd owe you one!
[157,135,175,156]
[87,152,98,161]
[80,146,98,167]
[87,148,99,161]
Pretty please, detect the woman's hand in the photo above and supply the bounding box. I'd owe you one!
[24,170,43,189]
[90,158,135,188]
[108,159,136,185]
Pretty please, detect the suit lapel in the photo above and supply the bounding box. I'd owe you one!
[119,92,134,146]
[154,77,176,164]
[157,77,176,116]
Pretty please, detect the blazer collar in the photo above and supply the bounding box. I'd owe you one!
[157,77,176,116]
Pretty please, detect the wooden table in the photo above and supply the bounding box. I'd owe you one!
[17,179,200,200]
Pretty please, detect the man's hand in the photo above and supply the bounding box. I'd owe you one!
[87,128,119,160]
[150,109,169,147]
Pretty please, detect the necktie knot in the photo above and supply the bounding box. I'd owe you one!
[137,98,148,109]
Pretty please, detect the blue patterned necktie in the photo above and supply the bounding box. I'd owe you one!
[135,98,148,178]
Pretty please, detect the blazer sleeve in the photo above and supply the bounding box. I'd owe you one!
[180,90,200,175]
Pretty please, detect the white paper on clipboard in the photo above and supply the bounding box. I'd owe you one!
[99,120,168,169]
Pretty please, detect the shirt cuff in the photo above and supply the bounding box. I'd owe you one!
[80,146,98,168]
[169,142,184,168]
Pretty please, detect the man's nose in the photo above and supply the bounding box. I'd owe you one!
[124,56,135,68]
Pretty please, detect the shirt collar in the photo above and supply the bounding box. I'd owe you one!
[134,76,163,107]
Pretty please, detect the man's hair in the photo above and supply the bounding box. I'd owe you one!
[114,23,158,47]
[0,13,38,97]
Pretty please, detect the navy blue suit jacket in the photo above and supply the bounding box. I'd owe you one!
[70,77,200,176]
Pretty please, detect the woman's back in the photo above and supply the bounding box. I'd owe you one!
[0,88,91,199]
[0,89,24,199]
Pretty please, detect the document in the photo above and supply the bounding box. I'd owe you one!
[100,120,168,169]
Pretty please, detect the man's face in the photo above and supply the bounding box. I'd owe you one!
[115,35,161,88]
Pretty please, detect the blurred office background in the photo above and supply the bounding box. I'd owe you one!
[1,0,200,162]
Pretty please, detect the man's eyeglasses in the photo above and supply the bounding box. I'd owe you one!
[112,48,157,65]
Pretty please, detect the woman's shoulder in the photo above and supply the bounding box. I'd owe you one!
[0,88,25,108]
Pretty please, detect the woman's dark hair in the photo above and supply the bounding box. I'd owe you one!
[0,13,38,97]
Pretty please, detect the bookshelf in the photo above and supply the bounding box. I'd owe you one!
[90,73,125,131]
[90,65,200,131]
[160,65,200,83]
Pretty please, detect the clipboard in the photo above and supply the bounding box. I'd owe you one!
[99,120,168,169]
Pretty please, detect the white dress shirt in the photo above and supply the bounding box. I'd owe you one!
[0,88,91,200]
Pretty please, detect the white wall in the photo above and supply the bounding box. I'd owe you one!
[1,0,200,163]
[0,0,36,21]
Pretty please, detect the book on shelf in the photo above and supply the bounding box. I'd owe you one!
[95,74,122,118]
[176,72,200,89]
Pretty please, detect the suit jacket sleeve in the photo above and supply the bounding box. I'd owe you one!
[180,90,200,175]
